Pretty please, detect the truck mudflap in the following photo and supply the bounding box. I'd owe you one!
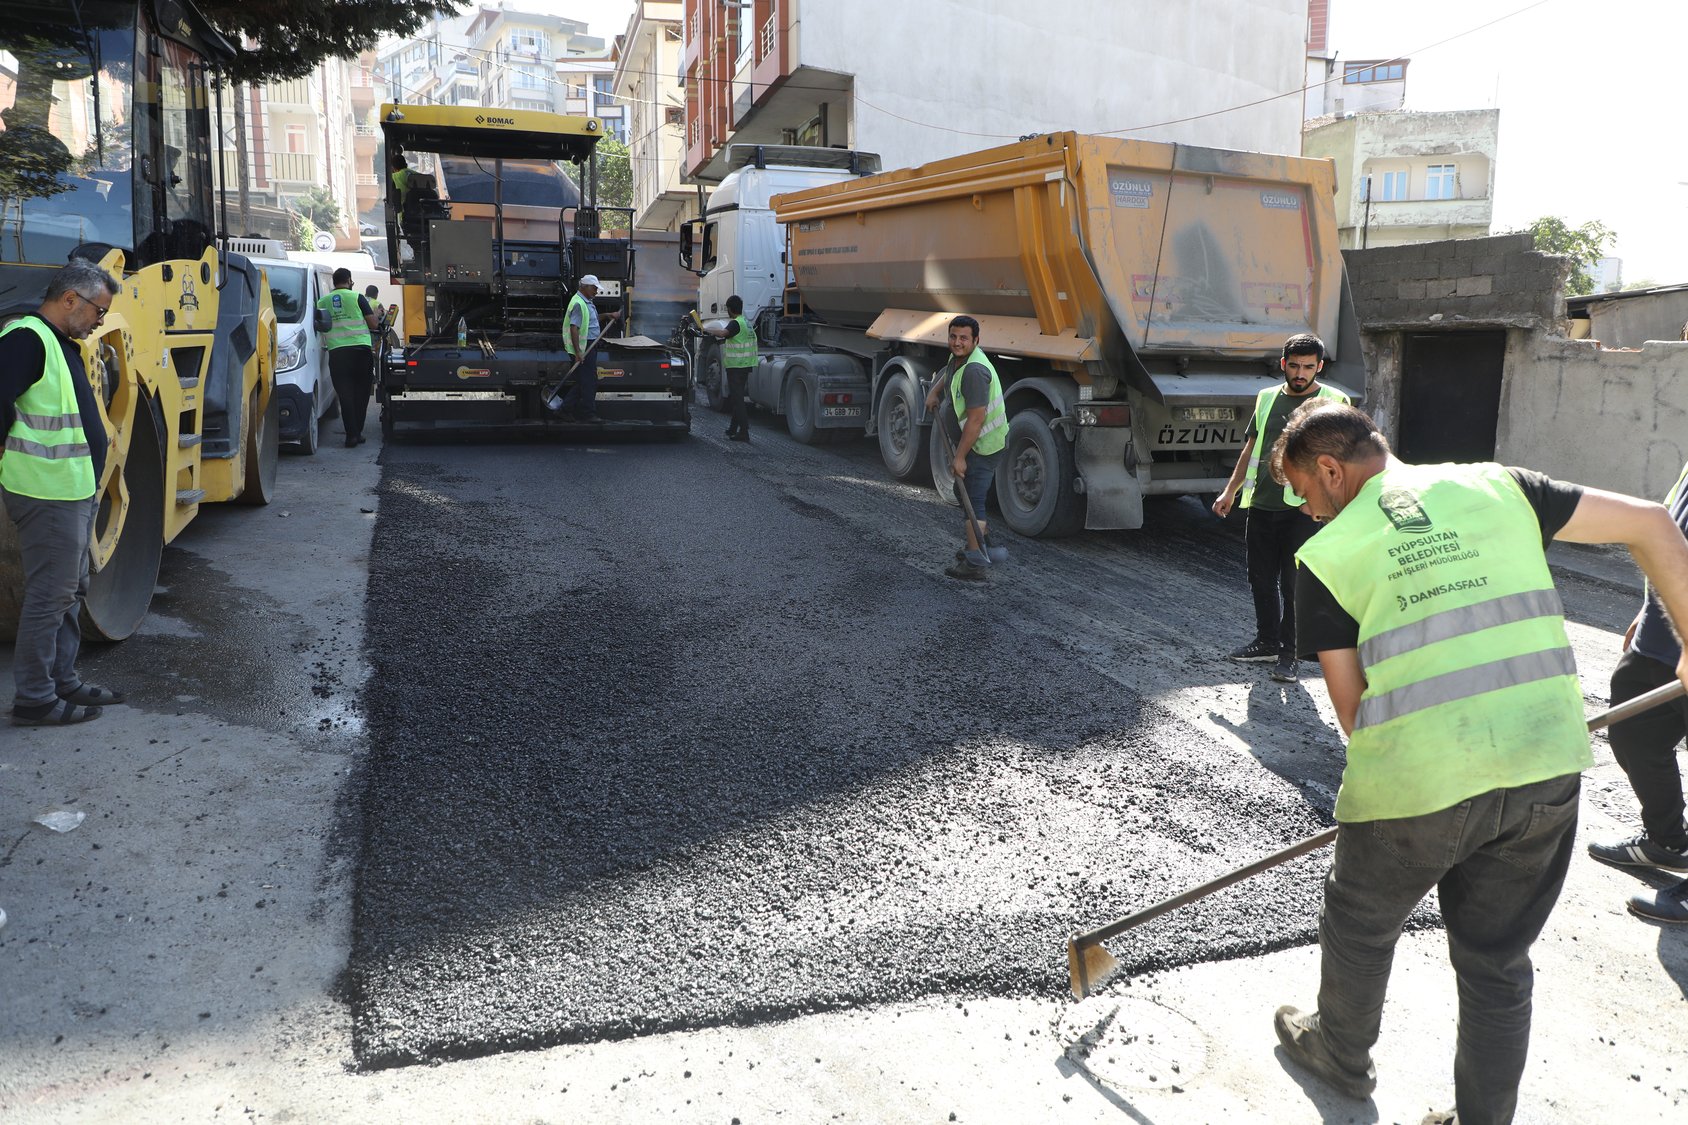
[1074,426,1144,530]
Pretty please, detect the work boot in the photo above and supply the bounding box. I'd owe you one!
[731,432,750,443]
[1588,833,1688,872]
[1420,1113,1457,1125]
[1228,636,1278,662]
[1270,651,1298,683]
[944,559,987,582]
[1628,877,1688,924]
[1273,1006,1376,1098]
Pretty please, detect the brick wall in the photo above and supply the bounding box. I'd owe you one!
[1343,234,1569,330]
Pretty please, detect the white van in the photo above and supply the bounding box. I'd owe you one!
[255,255,338,455]
[288,250,402,334]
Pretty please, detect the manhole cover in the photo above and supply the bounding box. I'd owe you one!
[1054,995,1209,1091]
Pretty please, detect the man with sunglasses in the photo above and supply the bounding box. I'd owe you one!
[0,259,126,725]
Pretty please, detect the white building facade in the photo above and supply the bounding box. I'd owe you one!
[612,2,689,230]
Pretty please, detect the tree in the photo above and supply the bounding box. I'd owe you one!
[1514,216,1616,297]
[293,184,342,231]
[199,1,464,84]
[593,135,633,213]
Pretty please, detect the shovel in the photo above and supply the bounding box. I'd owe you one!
[1066,676,1688,999]
[543,309,624,411]
[938,423,1008,565]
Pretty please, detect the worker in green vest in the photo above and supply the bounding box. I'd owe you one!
[390,153,412,212]
[1267,400,1688,1124]
[1213,332,1350,683]
[923,315,1007,582]
[701,294,756,443]
[316,267,380,447]
[0,260,126,725]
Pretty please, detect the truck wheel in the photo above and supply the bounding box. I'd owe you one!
[929,421,958,507]
[704,352,729,414]
[876,374,931,482]
[784,368,820,444]
[998,406,1084,538]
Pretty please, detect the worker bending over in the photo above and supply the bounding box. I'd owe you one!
[1270,401,1688,1125]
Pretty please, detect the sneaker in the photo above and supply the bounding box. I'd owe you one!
[1627,877,1688,924]
[1270,653,1299,683]
[1273,1006,1376,1098]
[1421,1113,1457,1125]
[944,560,987,582]
[731,432,750,443]
[1587,833,1688,872]
[1228,637,1279,662]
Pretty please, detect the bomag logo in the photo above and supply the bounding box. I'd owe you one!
[475,114,517,127]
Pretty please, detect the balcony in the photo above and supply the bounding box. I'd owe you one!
[265,78,313,109]
[760,11,776,60]
[269,151,320,185]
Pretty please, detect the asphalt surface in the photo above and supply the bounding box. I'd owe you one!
[349,421,1430,1070]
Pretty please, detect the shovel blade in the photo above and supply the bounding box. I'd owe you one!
[1067,937,1121,1000]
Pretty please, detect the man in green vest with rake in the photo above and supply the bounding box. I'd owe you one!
[1,260,126,725]
[1269,401,1688,1125]
[316,268,381,447]
[1214,333,1349,683]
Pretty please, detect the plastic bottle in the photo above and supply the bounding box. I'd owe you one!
[456,318,467,348]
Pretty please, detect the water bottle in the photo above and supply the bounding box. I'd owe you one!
[456,318,467,348]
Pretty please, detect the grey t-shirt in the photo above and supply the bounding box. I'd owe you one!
[937,360,992,447]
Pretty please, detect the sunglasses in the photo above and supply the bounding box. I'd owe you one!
[72,292,112,321]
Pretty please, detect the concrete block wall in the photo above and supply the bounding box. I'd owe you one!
[1344,234,1569,330]
[1495,334,1688,498]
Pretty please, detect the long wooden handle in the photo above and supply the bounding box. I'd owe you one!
[1070,677,1687,952]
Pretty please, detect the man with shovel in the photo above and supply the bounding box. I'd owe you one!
[1266,401,1688,1124]
[554,274,604,424]
[923,316,1007,582]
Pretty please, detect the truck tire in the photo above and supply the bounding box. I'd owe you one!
[876,373,930,482]
[704,348,729,414]
[784,367,820,444]
[929,420,958,506]
[997,405,1084,538]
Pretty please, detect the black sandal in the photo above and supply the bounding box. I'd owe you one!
[59,683,125,706]
[12,699,102,726]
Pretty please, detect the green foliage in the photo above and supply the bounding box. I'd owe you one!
[201,1,464,84]
[293,185,342,231]
[594,135,633,212]
[1515,216,1616,297]
[1621,278,1659,292]
[293,213,317,251]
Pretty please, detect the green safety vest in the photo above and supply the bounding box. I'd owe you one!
[316,289,371,350]
[722,315,757,369]
[391,167,411,207]
[1241,382,1350,509]
[565,291,596,358]
[0,316,96,501]
[1295,462,1591,822]
[948,347,1008,457]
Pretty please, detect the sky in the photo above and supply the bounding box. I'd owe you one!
[1330,0,1688,284]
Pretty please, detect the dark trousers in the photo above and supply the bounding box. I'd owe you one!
[1318,774,1580,1125]
[559,342,600,418]
[329,345,373,440]
[725,367,751,434]
[1245,505,1319,649]
[1608,648,1688,847]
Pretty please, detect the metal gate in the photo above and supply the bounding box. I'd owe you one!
[1396,330,1507,463]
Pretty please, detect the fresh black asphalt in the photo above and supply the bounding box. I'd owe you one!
[350,425,1415,1070]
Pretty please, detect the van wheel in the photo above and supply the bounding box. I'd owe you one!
[297,395,320,456]
[997,406,1083,537]
[784,367,819,444]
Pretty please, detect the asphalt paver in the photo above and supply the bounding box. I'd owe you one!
[351,433,1420,1069]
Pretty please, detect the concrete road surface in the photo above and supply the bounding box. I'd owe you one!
[1,409,1682,1123]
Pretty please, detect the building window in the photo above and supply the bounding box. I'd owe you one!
[1425,164,1457,200]
[513,64,544,90]
[593,74,613,96]
[1380,170,1408,201]
[285,124,308,154]
[1344,61,1404,84]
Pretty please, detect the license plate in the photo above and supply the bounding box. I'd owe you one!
[1153,422,1248,448]
[821,406,864,418]
[1176,406,1237,422]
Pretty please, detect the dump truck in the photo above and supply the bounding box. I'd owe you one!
[681,135,1363,536]
[0,0,279,642]
[379,104,688,437]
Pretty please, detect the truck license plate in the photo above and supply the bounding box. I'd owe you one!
[822,406,863,419]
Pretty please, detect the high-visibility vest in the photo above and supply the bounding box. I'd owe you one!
[1295,462,1591,822]
[1241,383,1350,508]
[565,291,597,358]
[722,315,757,369]
[948,348,1008,457]
[0,316,96,501]
[391,168,411,207]
[316,289,371,350]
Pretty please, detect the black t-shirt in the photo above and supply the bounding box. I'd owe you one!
[0,317,108,484]
[1296,467,1585,659]
[1243,389,1318,511]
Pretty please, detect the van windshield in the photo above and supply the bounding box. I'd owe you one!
[266,265,308,323]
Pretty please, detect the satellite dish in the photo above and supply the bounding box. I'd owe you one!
[312,231,336,252]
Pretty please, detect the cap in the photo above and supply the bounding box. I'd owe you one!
[579,274,600,287]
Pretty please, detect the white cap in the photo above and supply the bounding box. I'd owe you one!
[579,275,600,287]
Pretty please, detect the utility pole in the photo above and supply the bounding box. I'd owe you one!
[233,80,252,234]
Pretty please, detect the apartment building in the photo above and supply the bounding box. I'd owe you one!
[556,55,624,140]
[611,2,688,230]
[680,0,1309,181]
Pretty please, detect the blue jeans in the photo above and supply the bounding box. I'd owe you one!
[1315,772,1580,1125]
